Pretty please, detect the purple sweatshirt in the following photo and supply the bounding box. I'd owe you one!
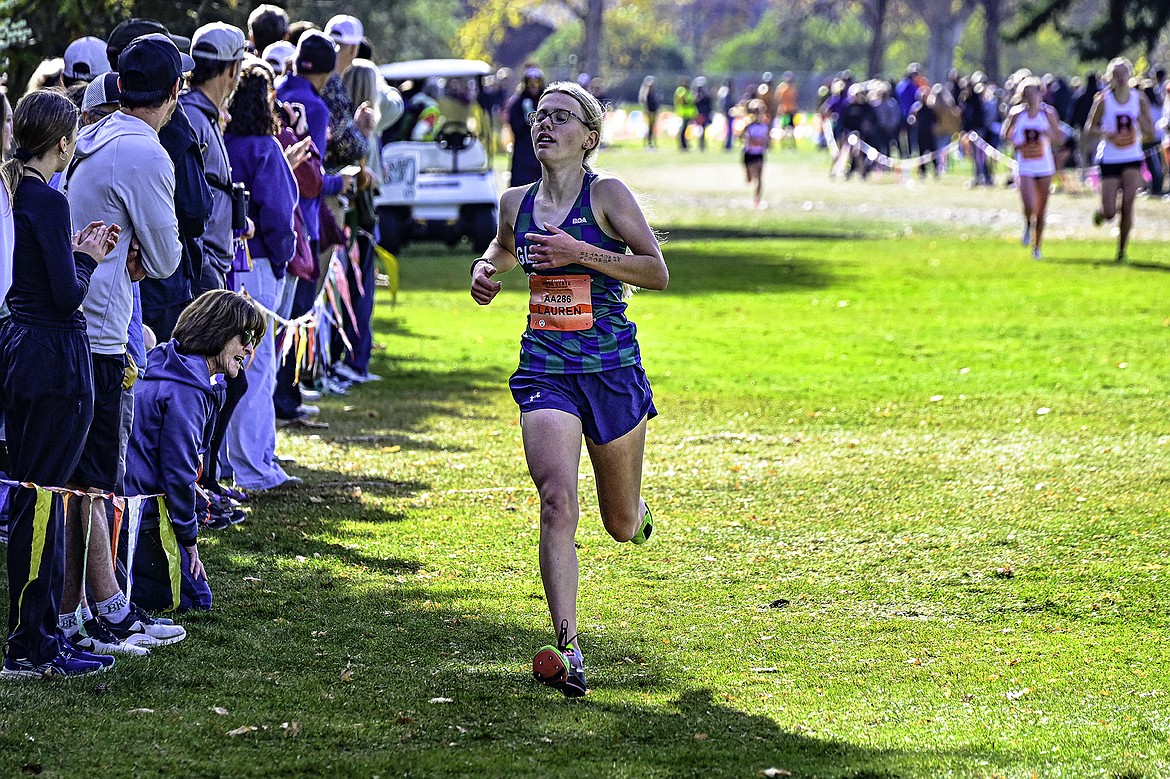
[275,73,345,241]
[224,133,297,278]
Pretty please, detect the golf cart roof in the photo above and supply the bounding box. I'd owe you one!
[379,59,492,82]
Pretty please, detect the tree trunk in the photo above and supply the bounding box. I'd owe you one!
[865,0,889,79]
[580,0,604,78]
[919,0,979,82]
[982,0,1002,83]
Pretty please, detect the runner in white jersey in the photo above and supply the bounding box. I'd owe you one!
[740,99,770,208]
[1085,57,1154,262]
[1002,77,1061,259]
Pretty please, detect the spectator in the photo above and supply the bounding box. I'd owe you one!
[23,59,65,95]
[182,22,246,294]
[895,63,924,156]
[777,71,799,149]
[274,31,348,427]
[105,18,192,71]
[639,76,659,149]
[125,290,266,612]
[263,40,296,76]
[693,77,711,152]
[322,14,374,170]
[673,78,696,151]
[223,57,299,492]
[0,93,13,303]
[248,4,288,55]
[507,66,544,185]
[0,90,116,678]
[66,33,187,650]
[63,37,111,87]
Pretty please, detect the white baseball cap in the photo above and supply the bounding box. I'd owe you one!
[262,41,297,75]
[191,22,247,62]
[325,15,363,46]
[64,36,111,81]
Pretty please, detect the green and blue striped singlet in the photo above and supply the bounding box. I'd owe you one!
[514,172,642,374]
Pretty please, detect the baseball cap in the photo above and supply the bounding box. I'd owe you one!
[118,34,194,94]
[64,37,111,81]
[191,22,246,62]
[82,72,121,111]
[295,31,337,75]
[262,41,296,74]
[325,15,363,46]
[107,18,192,66]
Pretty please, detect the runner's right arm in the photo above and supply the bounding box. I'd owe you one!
[471,186,525,305]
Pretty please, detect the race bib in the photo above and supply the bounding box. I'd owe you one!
[1020,129,1044,160]
[529,274,593,332]
[1115,116,1136,148]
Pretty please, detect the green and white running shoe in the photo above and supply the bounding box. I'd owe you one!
[629,504,653,545]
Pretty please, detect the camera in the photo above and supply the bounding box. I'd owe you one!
[230,182,250,233]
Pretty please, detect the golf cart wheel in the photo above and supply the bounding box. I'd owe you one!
[468,206,497,254]
[378,207,409,255]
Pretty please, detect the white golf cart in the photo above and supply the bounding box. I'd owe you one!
[375,58,499,255]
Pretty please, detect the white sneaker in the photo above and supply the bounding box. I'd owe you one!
[332,362,381,383]
[299,388,322,402]
[296,404,320,417]
[103,606,187,648]
[79,619,151,657]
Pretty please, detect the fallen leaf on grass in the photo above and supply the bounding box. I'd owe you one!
[227,725,258,737]
[1005,687,1032,700]
[693,732,708,741]
[340,667,354,682]
[281,721,300,737]
[128,708,154,714]
[309,496,325,504]
[429,697,454,704]
[759,770,793,778]
[210,706,229,716]
[767,599,789,609]
[994,565,1014,579]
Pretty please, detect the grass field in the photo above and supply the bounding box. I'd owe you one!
[2,146,1169,778]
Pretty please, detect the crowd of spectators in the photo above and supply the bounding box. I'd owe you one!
[0,6,401,678]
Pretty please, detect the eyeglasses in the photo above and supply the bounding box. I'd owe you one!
[527,108,588,127]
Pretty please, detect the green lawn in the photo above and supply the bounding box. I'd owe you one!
[2,148,1169,778]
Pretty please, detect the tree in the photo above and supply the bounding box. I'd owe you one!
[863,0,890,78]
[458,0,607,77]
[1008,0,1170,60]
[907,0,979,80]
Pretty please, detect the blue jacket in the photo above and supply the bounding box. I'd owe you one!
[125,341,222,547]
[225,133,298,278]
[276,73,346,241]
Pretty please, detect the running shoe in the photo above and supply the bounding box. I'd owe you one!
[533,621,587,698]
[1021,224,1031,246]
[1032,247,1042,261]
[79,618,150,657]
[332,362,381,384]
[2,651,106,679]
[1092,209,1105,227]
[59,634,117,669]
[630,504,654,545]
[103,605,187,648]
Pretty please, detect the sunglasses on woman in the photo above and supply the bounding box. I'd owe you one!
[527,108,588,127]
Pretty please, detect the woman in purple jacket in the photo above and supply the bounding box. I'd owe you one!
[222,57,299,492]
[125,290,265,612]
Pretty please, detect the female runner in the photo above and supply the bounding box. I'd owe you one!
[1001,77,1061,259]
[1085,57,1154,262]
[470,81,668,697]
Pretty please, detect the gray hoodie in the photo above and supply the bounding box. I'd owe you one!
[179,89,233,281]
[68,111,181,356]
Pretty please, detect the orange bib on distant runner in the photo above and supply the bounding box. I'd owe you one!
[529,275,593,332]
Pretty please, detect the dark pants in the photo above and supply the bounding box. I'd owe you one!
[0,316,93,664]
[140,273,192,342]
[338,234,377,374]
[274,276,318,419]
[121,513,212,613]
[201,370,246,489]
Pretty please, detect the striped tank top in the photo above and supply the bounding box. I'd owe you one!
[513,172,641,374]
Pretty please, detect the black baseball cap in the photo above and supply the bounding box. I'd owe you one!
[118,33,195,94]
[107,18,192,68]
[295,31,337,75]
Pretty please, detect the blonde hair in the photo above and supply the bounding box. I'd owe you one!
[1106,57,1133,86]
[540,80,605,170]
[342,59,382,121]
[1014,76,1042,105]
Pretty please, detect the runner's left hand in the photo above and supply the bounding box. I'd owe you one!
[526,224,583,270]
